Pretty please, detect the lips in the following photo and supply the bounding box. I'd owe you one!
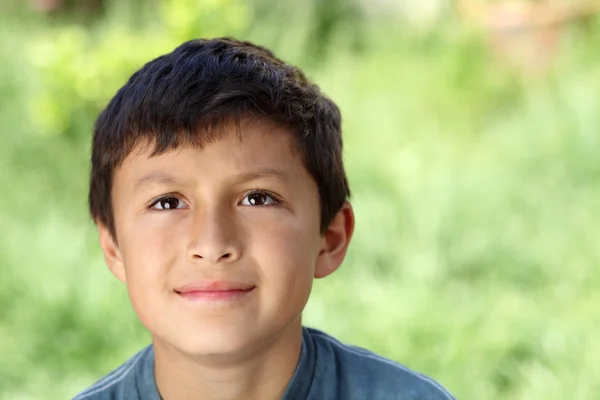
[174,281,256,302]
[175,281,255,293]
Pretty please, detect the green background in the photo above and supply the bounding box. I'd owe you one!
[1,1,599,398]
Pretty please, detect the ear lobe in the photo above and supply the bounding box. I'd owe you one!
[314,202,355,279]
[98,223,127,283]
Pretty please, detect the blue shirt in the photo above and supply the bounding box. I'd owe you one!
[73,327,456,400]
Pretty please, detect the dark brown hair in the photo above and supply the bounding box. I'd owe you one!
[89,37,350,238]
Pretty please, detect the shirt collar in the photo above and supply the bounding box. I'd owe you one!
[141,327,316,400]
[282,327,317,400]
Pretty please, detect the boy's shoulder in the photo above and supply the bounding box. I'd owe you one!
[72,329,456,400]
[303,327,456,400]
[72,345,158,400]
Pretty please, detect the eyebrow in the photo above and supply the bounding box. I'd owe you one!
[133,168,287,190]
[134,171,181,190]
[232,168,288,184]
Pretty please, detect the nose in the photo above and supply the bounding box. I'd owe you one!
[187,206,241,264]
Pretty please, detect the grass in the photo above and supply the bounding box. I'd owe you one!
[1,6,600,399]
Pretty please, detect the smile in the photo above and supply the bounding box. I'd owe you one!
[174,281,256,302]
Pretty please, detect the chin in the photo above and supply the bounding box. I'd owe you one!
[172,328,261,359]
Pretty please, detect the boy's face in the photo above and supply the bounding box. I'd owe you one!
[98,119,353,358]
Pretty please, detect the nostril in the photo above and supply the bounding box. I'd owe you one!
[189,251,236,262]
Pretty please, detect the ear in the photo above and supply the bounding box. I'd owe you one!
[98,223,127,283]
[314,202,355,279]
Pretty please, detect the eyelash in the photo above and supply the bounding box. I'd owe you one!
[147,193,184,210]
[242,189,281,206]
[146,189,281,210]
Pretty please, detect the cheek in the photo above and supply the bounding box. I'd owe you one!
[250,213,320,295]
[120,215,183,289]
[118,217,184,329]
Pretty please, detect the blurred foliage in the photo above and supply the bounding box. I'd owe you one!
[1,1,600,399]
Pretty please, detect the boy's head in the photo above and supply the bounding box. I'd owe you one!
[88,38,354,358]
[90,37,349,239]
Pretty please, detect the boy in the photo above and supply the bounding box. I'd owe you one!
[75,37,455,400]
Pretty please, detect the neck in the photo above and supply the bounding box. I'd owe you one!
[153,320,303,400]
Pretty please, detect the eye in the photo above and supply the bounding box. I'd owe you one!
[150,196,187,210]
[240,191,279,206]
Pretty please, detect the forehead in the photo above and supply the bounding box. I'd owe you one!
[114,118,307,183]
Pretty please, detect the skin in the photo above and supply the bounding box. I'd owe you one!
[97,119,355,400]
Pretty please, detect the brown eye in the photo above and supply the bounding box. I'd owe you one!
[241,191,278,206]
[151,197,185,210]
[248,193,267,205]
[161,198,179,209]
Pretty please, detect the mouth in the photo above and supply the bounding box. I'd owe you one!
[174,281,256,302]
